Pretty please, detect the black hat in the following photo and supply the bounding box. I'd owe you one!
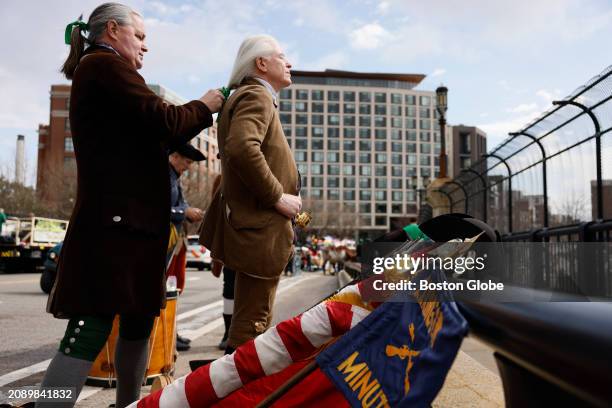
[170,143,206,161]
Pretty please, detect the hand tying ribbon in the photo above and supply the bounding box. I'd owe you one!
[215,86,231,122]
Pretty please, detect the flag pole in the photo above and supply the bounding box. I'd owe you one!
[255,360,318,408]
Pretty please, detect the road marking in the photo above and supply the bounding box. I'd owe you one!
[0,359,52,386]
[0,274,318,401]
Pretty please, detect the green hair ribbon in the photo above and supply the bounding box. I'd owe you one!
[64,20,89,45]
[215,86,231,122]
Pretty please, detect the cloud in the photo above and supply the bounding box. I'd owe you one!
[478,111,542,146]
[301,51,349,71]
[536,89,563,103]
[506,103,539,114]
[431,68,446,77]
[377,1,390,15]
[349,23,393,50]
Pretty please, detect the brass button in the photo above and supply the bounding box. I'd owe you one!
[112,216,122,222]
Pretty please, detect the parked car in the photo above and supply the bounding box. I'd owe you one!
[40,241,62,294]
[185,235,211,271]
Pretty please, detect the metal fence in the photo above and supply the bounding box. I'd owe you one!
[439,65,612,239]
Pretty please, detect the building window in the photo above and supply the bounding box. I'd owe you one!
[343,91,355,101]
[405,106,416,117]
[392,191,403,201]
[64,137,74,152]
[359,141,371,151]
[391,129,402,140]
[375,191,387,201]
[344,103,356,114]
[420,131,431,142]
[392,167,403,177]
[360,216,372,226]
[391,105,402,116]
[359,116,371,127]
[391,154,402,164]
[359,92,371,102]
[461,157,472,169]
[392,204,402,214]
[311,189,323,199]
[405,95,416,105]
[419,107,431,118]
[328,139,340,150]
[421,167,431,177]
[375,92,386,103]
[406,143,416,153]
[391,93,402,104]
[376,178,387,188]
[359,128,371,139]
[294,151,307,161]
[375,129,387,139]
[375,203,386,214]
[375,116,387,127]
[360,203,371,213]
[360,177,371,188]
[312,152,324,162]
[460,132,471,154]
[280,89,292,99]
[327,189,340,200]
[344,177,356,188]
[294,127,306,137]
[296,114,308,125]
[280,114,291,124]
[344,116,355,126]
[359,153,371,163]
[296,90,308,100]
[312,177,324,187]
[283,126,291,137]
[406,167,417,177]
[344,140,355,150]
[343,165,355,175]
[311,102,324,112]
[328,115,340,126]
[327,152,339,162]
[406,130,417,141]
[344,153,356,163]
[328,177,340,188]
[359,104,371,114]
[295,102,307,112]
[344,190,355,200]
[312,127,324,137]
[328,127,340,138]
[391,142,403,152]
[312,139,324,150]
[312,115,323,125]
[420,143,431,154]
[360,190,372,201]
[391,179,402,189]
[344,128,356,138]
[405,119,417,129]
[375,141,387,151]
[407,154,417,165]
[391,117,402,128]
[328,91,340,101]
[376,153,387,163]
[360,165,371,176]
[312,90,324,100]
[420,155,431,166]
[375,166,387,176]
[311,164,323,175]
[374,105,386,115]
[419,95,431,106]
[279,101,291,111]
[328,103,339,113]
[328,165,340,175]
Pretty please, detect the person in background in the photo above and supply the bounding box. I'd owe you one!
[166,143,206,351]
[0,208,7,235]
[39,3,223,407]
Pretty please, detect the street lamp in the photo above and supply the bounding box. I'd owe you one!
[436,85,448,178]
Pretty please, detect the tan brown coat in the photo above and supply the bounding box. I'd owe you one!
[200,79,297,278]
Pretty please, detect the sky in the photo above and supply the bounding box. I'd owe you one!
[1,0,611,187]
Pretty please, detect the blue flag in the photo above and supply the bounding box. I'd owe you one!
[316,271,468,407]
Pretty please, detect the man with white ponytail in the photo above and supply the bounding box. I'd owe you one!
[200,35,301,355]
[38,2,224,407]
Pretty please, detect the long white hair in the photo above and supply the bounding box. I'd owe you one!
[227,35,280,89]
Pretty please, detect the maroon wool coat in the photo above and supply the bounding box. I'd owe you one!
[47,45,212,318]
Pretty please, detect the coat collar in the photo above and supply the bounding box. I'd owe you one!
[240,77,278,107]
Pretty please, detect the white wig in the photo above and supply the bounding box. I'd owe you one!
[227,34,280,89]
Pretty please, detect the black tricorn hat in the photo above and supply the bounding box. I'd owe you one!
[170,143,206,161]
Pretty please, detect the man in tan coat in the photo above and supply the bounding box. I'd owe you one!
[200,35,301,353]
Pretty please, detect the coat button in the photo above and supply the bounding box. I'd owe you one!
[64,347,71,354]
[78,320,84,326]
[74,328,80,334]
[113,216,122,222]
[69,337,76,343]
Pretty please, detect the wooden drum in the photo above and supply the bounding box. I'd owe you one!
[86,291,178,387]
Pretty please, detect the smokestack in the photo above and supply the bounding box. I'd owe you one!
[15,134,26,185]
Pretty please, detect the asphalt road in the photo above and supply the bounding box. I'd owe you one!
[0,269,338,406]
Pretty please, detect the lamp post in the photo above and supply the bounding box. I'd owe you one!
[436,85,448,178]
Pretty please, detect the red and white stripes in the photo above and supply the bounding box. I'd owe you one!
[132,283,371,408]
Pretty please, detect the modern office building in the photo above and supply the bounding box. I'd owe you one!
[447,125,487,178]
[36,84,219,209]
[279,69,443,238]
